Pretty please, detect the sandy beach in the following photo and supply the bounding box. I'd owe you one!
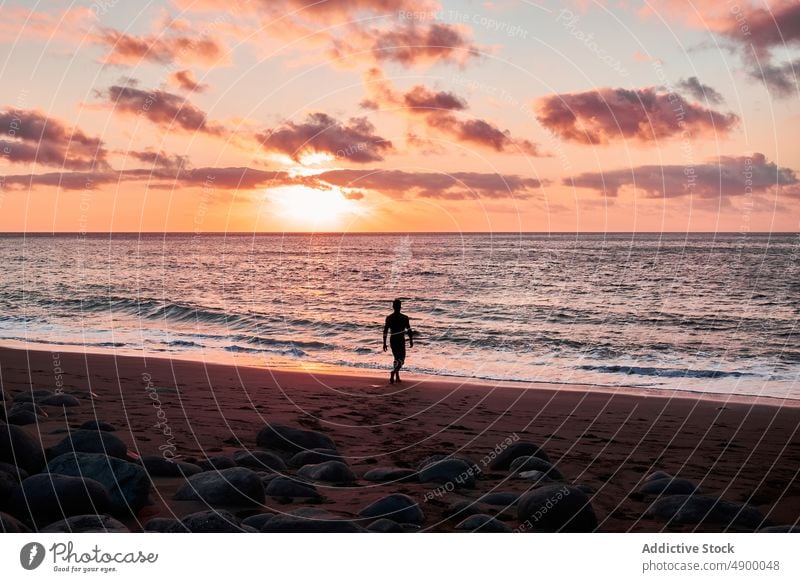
[1,345,798,533]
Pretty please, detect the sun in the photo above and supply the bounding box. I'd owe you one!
[267,185,362,229]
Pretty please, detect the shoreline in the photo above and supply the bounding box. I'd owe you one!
[2,344,799,532]
[3,341,797,409]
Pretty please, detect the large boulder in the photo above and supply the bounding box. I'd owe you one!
[233,450,287,471]
[241,513,275,529]
[298,460,355,484]
[181,510,247,533]
[0,422,46,473]
[638,477,698,496]
[256,423,336,453]
[367,518,405,533]
[490,442,550,470]
[6,410,39,426]
[419,458,476,488]
[41,514,129,533]
[10,474,112,526]
[12,389,54,404]
[517,484,598,532]
[265,477,322,500]
[46,452,150,514]
[197,456,236,471]
[358,494,425,525]
[49,430,130,460]
[645,494,766,530]
[174,467,264,506]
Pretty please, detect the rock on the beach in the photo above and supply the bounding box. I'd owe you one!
[143,518,189,533]
[42,514,129,533]
[444,500,483,520]
[517,484,598,532]
[197,456,237,471]
[645,494,765,530]
[49,430,130,460]
[510,456,563,479]
[289,448,342,468]
[456,514,513,533]
[5,409,39,426]
[638,477,698,496]
[298,460,355,484]
[46,452,150,514]
[242,513,275,529]
[0,422,46,473]
[419,458,476,488]
[367,518,405,533]
[359,494,425,525]
[40,394,81,407]
[12,389,54,404]
[181,510,247,533]
[141,455,202,477]
[10,474,112,525]
[645,471,674,482]
[517,469,554,485]
[261,514,363,533]
[174,467,264,506]
[490,442,550,470]
[79,420,117,432]
[256,423,336,453]
[759,525,800,533]
[0,511,30,532]
[363,467,416,482]
[233,449,287,471]
[9,401,47,416]
[265,476,322,500]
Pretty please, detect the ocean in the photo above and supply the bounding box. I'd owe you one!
[1,232,798,400]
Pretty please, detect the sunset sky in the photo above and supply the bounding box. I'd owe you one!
[0,0,798,232]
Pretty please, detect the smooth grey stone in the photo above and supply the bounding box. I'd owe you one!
[142,455,202,477]
[517,484,597,532]
[9,402,47,416]
[174,467,264,506]
[419,458,476,488]
[46,452,150,514]
[759,525,800,533]
[49,430,129,460]
[456,514,513,532]
[242,513,275,529]
[265,476,321,500]
[181,510,246,532]
[11,474,111,525]
[490,442,549,470]
[12,389,54,403]
[638,477,698,496]
[41,514,129,533]
[358,494,424,525]
[645,471,674,482]
[256,423,337,453]
[298,460,355,484]
[6,410,38,425]
[367,518,405,532]
[233,449,287,471]
[646,494,766,530]
[289,448,342,468]
[0,423,45,473]
[40,394,81,407]
[510,456,563,479]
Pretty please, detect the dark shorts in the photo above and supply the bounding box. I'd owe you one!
[390,337,406,365]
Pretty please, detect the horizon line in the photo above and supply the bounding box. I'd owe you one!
[0,231,798,236]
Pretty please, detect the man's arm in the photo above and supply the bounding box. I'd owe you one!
[406,318,413,348]
[383,317,389,351]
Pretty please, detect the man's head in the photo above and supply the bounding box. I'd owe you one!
[392,299,401,312]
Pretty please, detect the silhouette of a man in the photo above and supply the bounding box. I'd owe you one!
[383,299,413,384]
